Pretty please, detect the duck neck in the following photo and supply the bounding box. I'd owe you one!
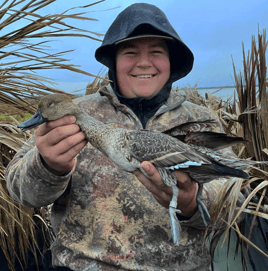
[75,111,112,149]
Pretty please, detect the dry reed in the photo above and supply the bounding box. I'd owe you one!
[208,28,268,271]
[0,0,105,269]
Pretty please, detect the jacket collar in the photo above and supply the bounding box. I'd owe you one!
[99,84,186,116]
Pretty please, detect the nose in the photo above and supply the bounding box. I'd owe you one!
[136,52,152,68]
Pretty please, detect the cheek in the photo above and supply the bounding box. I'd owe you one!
[116,68,130,85]
[116,56,133,74]
[116,60,131,82]
[158,58,170,74]
[115,57,135,97]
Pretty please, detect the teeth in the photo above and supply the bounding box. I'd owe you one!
[135,75,153,78]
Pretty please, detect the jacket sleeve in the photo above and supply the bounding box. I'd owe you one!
[5,134,73,208]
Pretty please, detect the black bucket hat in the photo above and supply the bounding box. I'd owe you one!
[95,3,194,83]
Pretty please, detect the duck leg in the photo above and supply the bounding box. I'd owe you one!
[157,168,182,246]
[196,183,210,226]
[139,167,182,245]
[169,185,182,246]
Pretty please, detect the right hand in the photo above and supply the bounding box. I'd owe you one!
[36,115,88,174]
[134,161,198,217]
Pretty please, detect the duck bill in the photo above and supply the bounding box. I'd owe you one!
[17,110,48,131]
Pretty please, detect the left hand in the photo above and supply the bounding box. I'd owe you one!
[134,161,198,217]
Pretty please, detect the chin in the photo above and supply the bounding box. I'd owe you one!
[136,89,159,99]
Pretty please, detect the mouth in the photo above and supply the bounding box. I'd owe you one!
[131,74,156,79]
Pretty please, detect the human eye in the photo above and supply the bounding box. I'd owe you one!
[152,50,162,53]
[151,47,164,54]
[124,50,136,55]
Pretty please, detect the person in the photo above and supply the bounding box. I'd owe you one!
[5,3,245,271]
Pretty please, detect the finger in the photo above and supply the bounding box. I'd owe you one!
[43,131,87,158]
[174,171,192,186]
[134,169,172,207]
[140,161,174,192]
[39,123,82,147]
[57,132,87,157]
[57,139,88,164]
[133,168,158,195]
[40,138,87,174]
[153,194,171,209]
[36,115,77,137]
[134,166,172,198]
[140,161,162,184]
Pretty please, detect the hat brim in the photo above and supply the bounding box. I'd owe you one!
[114,34,174,45]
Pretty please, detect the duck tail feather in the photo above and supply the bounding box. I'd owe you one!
[185,164,249,179]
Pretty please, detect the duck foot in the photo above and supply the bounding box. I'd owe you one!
[196,183,210,226]
[169,185,182,246]
[169,206,182,246]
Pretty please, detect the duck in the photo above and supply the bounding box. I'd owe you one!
[17,93,266,246]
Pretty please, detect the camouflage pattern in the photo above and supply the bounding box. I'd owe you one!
[6,85,240,271]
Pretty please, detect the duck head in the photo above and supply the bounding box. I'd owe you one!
[18,94,80,131]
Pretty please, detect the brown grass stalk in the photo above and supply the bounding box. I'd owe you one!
[0,0,106,269]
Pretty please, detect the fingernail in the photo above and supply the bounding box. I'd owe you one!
[70,116,76,122]
[142,163,150,172]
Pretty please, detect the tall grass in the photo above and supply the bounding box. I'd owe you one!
[0,0,105,270]
[208,28,268,271]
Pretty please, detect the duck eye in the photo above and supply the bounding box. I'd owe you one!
[47,102,55,108]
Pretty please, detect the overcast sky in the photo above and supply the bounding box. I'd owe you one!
[17,0,268,93]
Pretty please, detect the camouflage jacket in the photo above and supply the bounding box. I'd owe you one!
[6,85,237,271]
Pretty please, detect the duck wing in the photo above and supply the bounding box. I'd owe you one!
[163,119,218,136]
[128,129,250,180]
[128,129,212,168]
[184,131,248,150]
[163,120,247,150]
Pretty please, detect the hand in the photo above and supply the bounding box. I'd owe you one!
[134,161,198,217]
[36,115,88,175]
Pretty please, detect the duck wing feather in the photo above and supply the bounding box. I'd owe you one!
[163,120,247,150]
[128,129,251,181]
[163,119,218,136]
[184,131,248,150]
[128,129,212,168]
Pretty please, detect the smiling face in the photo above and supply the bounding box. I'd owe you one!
[115,38,170,98]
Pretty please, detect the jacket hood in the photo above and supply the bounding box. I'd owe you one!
[95,3,194,83]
